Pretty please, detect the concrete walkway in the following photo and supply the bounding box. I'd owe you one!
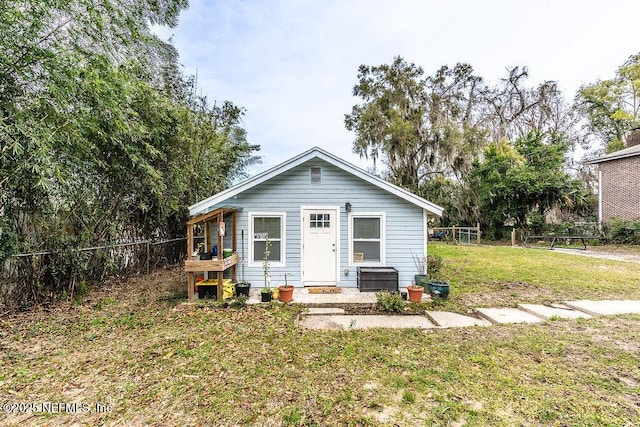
[552,248,640,263]
[237,287,640,330]
[298,300,640,331]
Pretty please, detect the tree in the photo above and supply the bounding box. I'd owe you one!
[0,1,261,309]
[344,56,487,196]
[576,53,640,152]
[481,66,578,148]
[470,132,589,238]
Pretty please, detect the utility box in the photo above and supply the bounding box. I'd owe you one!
[357,267,399,292]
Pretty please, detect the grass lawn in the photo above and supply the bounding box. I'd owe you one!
[1,246,640,426]
[429,243,640,312]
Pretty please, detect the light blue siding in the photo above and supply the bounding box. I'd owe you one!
[208,158,426,288]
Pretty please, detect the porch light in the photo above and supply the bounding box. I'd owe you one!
[345,202,352,212]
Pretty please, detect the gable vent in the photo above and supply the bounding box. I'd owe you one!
[310,167,322,184]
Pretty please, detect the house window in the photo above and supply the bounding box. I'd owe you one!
[250,213,285,265]
[309,213,330,228]
[310,167,322,184]
[350,214,384,264]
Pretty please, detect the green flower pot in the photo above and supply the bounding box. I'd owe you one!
[414,275,429,286]
[428,281,450,299]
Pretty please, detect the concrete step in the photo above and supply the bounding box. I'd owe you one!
[518,303,591,320]
[475,307,544,325]
[305,307,346,315]
[426,311,491,328]
[299,315,436,330]
[563,300,640,316]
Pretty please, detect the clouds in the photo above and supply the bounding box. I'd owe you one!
[156,0,640,172]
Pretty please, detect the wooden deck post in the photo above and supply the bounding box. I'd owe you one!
[217,210,223,302]
[187,223,195,301]
[185,208,239,303]
[186,223,194,259]
[232,211,237,283]
[187,272,194,301]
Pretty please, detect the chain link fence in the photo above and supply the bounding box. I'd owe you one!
[1,238,186,313]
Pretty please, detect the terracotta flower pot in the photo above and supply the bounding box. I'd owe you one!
[278,285,294,303]
[407,285,424,302]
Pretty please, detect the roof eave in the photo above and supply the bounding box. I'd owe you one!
[189,147,444,217]
[585,147,640,164]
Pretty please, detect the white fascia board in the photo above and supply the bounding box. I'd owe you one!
[313,150,444,216]
[188,149,320,216]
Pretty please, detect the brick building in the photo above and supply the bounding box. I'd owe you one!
[587,134,640,223]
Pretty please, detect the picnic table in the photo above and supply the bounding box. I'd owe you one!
[524,235,592,250]
[432,230,447,240]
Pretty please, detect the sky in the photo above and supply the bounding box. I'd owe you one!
[155,0,640,174]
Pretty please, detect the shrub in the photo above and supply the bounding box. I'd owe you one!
[426,254,443,279]
[376,291,404,313]
[230,295,247,308]
[528,212,546,235]
[606,218,640,244]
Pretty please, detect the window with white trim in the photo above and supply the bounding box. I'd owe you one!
[310,166,322,184]
[250,213,285,265]
[350,214,384,264]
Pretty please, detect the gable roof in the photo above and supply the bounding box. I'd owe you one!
[189,147,444,217]
[586,144,640,164]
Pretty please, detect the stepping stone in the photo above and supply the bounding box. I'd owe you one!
[475,307,544,324]
[306,307,346,315]
[299,315,436,330]
[518,303,592,320]
[426,311,491,328]
[299,315,347,330]
[563,300,640,316]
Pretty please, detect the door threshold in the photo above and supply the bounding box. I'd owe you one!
[304,283,337,287]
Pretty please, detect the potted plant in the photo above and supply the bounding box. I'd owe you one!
[427,280,450,299]
[410,250,429,288]
[278,273,294,303]
[425,254,450,299]
[195,242,206,259]
[235,281,251,297]
[407,282,424,302]
[261,237,273,302]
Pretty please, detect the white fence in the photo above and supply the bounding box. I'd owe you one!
[430,224,481,245]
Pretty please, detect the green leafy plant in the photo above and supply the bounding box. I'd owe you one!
[376,291,405,313]
[426,254,443,279]
[606,218,640,244]
[73,280,89,304]
[402,390,416,404]
[229,295,247,308]
[411,250,444,280]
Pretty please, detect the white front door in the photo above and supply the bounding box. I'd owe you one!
[302,208,338,285]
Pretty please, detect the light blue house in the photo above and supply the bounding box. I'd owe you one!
[188,147,443,289]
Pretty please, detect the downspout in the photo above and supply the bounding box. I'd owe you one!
[598,170,603,232]
[423,209,428,275]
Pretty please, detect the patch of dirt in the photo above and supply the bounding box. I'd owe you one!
[2,267,185,322]
[617,375,640,388]
[591,245,640,256]
[460,281,558,307]
[341,304,427,315]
